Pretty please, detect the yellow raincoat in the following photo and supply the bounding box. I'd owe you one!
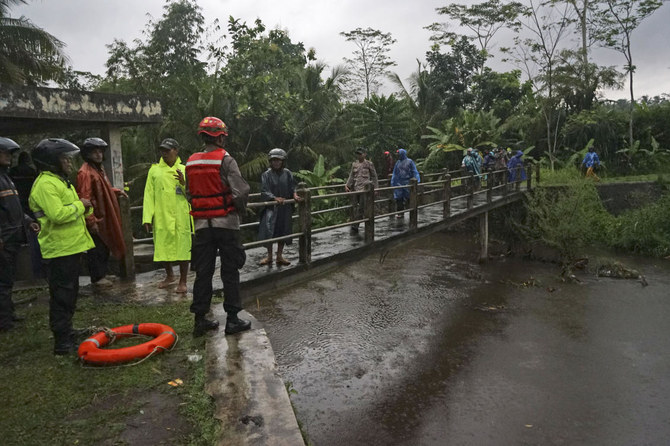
[142,157,192,262]
[29,171,95,259]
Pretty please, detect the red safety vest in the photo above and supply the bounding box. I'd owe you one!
[185,148,235,219]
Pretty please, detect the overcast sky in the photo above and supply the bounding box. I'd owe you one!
[12,0,670,100]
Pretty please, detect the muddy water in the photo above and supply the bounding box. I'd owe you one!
[252,231,670,446]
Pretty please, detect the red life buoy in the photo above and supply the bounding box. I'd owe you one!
[78,323,176,365]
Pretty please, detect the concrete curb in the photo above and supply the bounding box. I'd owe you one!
[205,307,304,446]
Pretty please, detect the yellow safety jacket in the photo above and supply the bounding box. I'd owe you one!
[29,171,95,259]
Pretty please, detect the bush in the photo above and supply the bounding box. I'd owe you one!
[607,194,670,257]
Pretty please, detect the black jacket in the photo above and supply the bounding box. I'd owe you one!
[0,168,31,244]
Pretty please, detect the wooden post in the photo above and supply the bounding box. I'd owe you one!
[364,183,375,243]
[442,174,451,219]
[515,166,521,191]
[297,183,311,264]
[409,178,418,230]
[467,172,474,209]
[503,167,509,196]
[527,166,533,190]
[487,172,493,203]
[117,195,135,279]
[387,185,394,220]
[479,211,489,263]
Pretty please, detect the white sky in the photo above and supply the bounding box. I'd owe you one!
[12,0,670,100]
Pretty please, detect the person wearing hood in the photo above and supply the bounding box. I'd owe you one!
[29,138,95,354]
[461,148,482,190]
[507,150,527,182]
[142,138,192,294]
[0,138,40,332]
[258,148,301,267]
[383,151,394,179]
[391,148,421,218]
[582,147,600,181]
[76,137,127,287]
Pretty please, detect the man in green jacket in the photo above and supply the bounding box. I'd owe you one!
[29,138,95,355]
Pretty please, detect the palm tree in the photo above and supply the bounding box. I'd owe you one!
[0,0,69,84]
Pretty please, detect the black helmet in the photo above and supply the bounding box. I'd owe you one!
[159,138,179,150]
[268,148,287,160]
[354,147,367,155]
[32,138,80,170]
[0,137,20,153]
[82,137,108,152]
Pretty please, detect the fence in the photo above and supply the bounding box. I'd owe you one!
[122,164,537,274]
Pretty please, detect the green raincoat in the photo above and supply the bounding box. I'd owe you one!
[142,157,192,262]
[29,171,95,259]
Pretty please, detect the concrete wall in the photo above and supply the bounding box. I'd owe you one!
[595,181,666,216]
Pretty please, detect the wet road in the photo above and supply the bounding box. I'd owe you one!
[252,231,670,446]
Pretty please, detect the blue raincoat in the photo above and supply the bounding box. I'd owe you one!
[391,149,421,201]
[507,150,527,182]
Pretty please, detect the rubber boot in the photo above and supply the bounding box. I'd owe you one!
[53,332,76,355]
[193,314,219,337]
[225,313,251,335]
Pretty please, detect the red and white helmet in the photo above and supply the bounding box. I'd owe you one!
[197,116,228,137]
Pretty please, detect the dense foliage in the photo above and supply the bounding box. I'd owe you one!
[2,0,669,187]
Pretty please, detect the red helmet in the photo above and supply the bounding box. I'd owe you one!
[198,117,228,137]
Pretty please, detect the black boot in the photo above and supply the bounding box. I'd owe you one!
[53,333,76,356]
[225,313,251,335]
[193,314,219,337]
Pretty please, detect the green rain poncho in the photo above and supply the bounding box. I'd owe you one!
[142,157,192,262]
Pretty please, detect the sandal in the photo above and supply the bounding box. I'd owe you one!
[259,257,272,266]
[276,256,291,266]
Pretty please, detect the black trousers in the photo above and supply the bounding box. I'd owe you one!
[87,233,110,283]
[46,253,81,337]
[190,227,246,317]
[0,243,19,328]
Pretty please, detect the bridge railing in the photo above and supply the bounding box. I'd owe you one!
[127,163,537,267]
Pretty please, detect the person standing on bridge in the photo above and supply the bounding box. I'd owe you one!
[142,138,191,294]
[76,137,127,288]
[391,148,421,219]
[507,150,527,183]
[186,117,251,337]
[461,148,482,190]
[0,138,40,332]
[582,146,600,181]
[258,148,301,267]
[29,138,95,354]
[345,147,378,234]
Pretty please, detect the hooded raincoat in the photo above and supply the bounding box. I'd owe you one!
[507,150,527,182]
[391,149,421,201]
[76,162,126,259]
[142,157,192,262]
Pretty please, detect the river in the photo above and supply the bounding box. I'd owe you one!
[252,230,670,445]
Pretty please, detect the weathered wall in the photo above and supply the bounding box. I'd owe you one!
[595,181,666,216]
[0,84,162,134]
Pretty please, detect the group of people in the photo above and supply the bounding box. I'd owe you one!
[461,146,528,188]
[0,116,254,355]
[344,147,422,232]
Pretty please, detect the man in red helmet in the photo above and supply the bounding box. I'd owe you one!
[186,117,251,337]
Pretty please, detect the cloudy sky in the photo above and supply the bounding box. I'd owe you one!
[12,0,670,100]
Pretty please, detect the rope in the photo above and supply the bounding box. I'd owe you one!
[79,329,179,369]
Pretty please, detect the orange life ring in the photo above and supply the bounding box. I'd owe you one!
[78,323,176,365]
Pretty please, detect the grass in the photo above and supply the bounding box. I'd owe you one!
[539,167,667,186]
[0,287,221,446]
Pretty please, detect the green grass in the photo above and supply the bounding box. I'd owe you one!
[539,167,667,186]
[0,288,220,446]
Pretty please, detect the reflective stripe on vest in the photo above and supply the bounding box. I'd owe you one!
[185,149,235,218]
